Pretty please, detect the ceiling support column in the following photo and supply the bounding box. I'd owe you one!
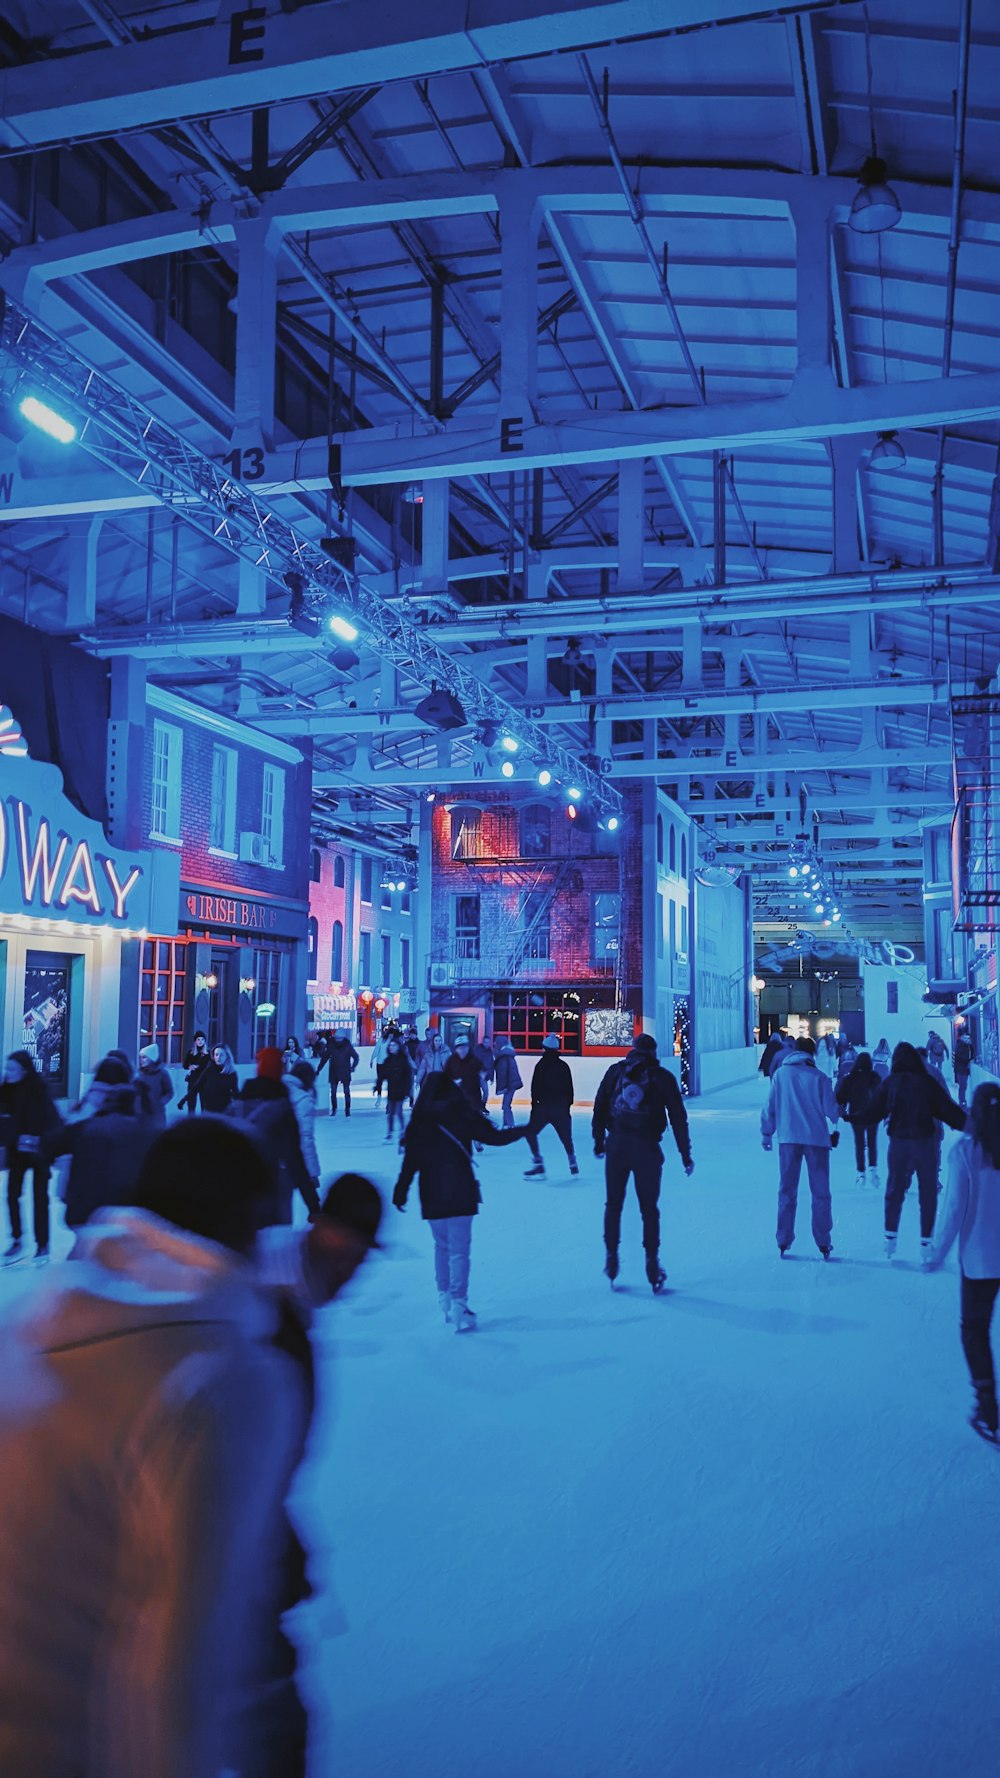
[233,219,278,618]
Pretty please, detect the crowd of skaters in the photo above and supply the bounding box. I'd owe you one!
[0,1009,999,1772]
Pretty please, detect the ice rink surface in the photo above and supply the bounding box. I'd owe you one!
[291,1079,1000,1778]
[10,1076,998,1777]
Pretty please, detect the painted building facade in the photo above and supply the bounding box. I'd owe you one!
[307,838,420,1044]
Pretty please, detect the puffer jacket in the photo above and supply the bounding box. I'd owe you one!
[284,1074,320,1178]
[493,1046,523,1093]
[761,1052,840,1147]
[835,1062,882,1126]
[0,1209,307,1778]
[44,1089,157,1228]
[382,1048,414,1102]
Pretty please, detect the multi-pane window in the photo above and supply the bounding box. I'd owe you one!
[381,933,392,985]
[261,763,285,865]
[521,804,551,858]
[451,810,482,860]
[360,857,373,903]
[359,929,372,980]
[139,938,187,1064]
[401,937,411,987]
[209,745,237,852]
[669,824,677,873]
[454,893,481,960]
[591,893,619,970]
[492,989,585,1056]
[331,920,344,980]
[400,889,411,915]
[334,854,346,888]
[150,720,182,841]
[253,948,281,1050]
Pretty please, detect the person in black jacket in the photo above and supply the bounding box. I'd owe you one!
[444,1032,483,1113]
[382,1037,414,1141]
[759,1029,789,1079]
[45,1063,158,1228]
[836,1051,882,1187]
[180,1031,211,1112]
[524,1035,578,1178]
[0,1050,61,1262]
[326,1030,359,1117]
[592,1033,694,1291]
[868,1041,966,1262]
[229,1048,320,1226]
[392,1073,526,1330]
[198,1044,240,1114]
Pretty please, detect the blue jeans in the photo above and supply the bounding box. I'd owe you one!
[776,1143,832,1249]
[501,1088,517,1128]
[430,1215,474,1306]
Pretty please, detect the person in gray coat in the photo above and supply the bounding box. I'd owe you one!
[761,1037,841,1258]
[928,1082,1000,1443]
[493,1042,523,1129]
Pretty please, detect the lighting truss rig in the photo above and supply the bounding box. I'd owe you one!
[0,298,621,816]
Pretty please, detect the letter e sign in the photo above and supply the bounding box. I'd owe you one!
[229,6,266,64]
[500,416,524,454]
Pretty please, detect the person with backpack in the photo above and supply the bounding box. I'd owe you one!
[836,1051,882,1187]
[761,1036,840,1259]
[493,1041,523,1129]
[524,1035,578,1178]
[867,1041,966,1264]
[592,1033,693,1292]
[927,1081,1000,1445]
[954,1029,973,1111]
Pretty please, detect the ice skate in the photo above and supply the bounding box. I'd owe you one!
[884,1232,898,1260]
[920,1239,934,1270]
[568,1158,580,1176]
[3,1239,23,1265]
[818,1245,833,1261]
[970,1383,999,1446]
[645,1256,667,1294]
[604,1248,619,1286]
[855,1171,865,1188]
[524,1162,545,1179]
[33,1246,49,1267]
[777,1241,791,1257]
[438,1291,452,1324]
[452,1303,477,1334]
[867,1168,880,1189]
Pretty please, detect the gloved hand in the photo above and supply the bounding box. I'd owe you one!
[761,1137,772,1152]
[594,1142,605,1159]
[392,1183,407,1211]
[830,1130,840,1149]
[684,1161,695,1177]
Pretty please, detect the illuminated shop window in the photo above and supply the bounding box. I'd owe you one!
[492,989,586,1056]
[139,938,187,1064]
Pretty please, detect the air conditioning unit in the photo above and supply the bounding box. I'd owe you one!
[239,831,269,865]
[429,961,454,988]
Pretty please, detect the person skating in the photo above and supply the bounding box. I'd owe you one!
[759,1028,789,1079]
[134,1042,174,1127]
[475,1035,495,1108]
[0,1050,61,1263]
[836,1050,882,1187]
[524,1034,578,1177]
[954,1029,973,1111]
[327,1028,359,1116]
[198,1042,240,1113]
[761,1036,840,1259]
[867,1041,965,1264]
[282,1035,304,1073]
[872,1037,891,1081]
[592,1032,694,1292]
[391,1072,526,1330]
[43,1059,157,1229]
[494,1041,523,1129]
[444,1031,485,1113]
[180,1029,211,1112]
[415,1030,447,1090]
[926,1082,1000,1445]
[382,1035,414,1141]
[229,1047,320,1225]
[285,1059,322,1207]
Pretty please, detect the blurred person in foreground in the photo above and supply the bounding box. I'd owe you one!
[0,1118,309,1778]
[927,1081,1000,1446]
[230,1046,320,1223]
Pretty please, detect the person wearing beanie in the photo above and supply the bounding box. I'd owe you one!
[592,1033,694,1292]
[229,1049,320,1224]
[444,1031,485,1115]
[493,1041,523,1129]
[68,1052,133,1124]
[134,1042,174,1129]
[524,1035,578,1178]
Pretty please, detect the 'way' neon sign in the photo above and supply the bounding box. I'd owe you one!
[0,726,149,928]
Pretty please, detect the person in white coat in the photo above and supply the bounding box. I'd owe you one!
[286,1059,322,1203]
[761,1036,841,1258]
[0,1118,309,1778]
[927,1081,1000,1445]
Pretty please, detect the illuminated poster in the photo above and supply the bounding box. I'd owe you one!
[22,951,71,1097]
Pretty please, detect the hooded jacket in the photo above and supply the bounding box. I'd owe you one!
[493,1045,523,1094]
[284,1071,320,1177]
[393,1079,522,1220]
[44,1088,158,1227]
[531,1049,575,1110]
[867,1056,965,1144]
[327,1034,360,1083]
[761,1052,840,1148]
[592,1048,692,1165]
[0,1210,307,1778]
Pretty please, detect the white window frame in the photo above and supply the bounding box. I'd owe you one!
[261,763,285,867]
[208,744,238,855]
[150,719,183,843]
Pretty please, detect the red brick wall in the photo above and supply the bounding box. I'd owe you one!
[308,845,351,985]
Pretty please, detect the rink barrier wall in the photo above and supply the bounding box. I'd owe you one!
[696,1045,760,1095]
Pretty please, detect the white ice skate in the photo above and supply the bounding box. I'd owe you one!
[452,1303,477,1334]
[438,1291,452,1323]
[855,1171,865,1188]
[920,1239,934,1270]
[884,1232,898,1260]
[868,1168,880,1189]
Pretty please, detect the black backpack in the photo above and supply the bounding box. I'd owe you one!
[609,1057,659,1136]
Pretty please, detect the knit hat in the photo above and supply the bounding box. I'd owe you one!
[138,1043,160,1065]
[94,1056,132,1087]
[542,1034,561,1050]
[633,1033,657,1054]
[320,1172,384,1248]
[256,1045,285,1080]
[453,1032,471,1047]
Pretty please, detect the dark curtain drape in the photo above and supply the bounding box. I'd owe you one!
[0,615,110,823]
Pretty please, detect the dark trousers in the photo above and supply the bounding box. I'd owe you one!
[374,1063,386,1099]
[956,1072,970,1111]
[776,1144,832,1250]
[500,1088,517,1129]
[852,1123,878,1170]
[386,1098,407,1136]
[527,1105,575,1163]
[885,1136,939,1238]
[603,1136,663,1257]
[330,1077,352,1114]
[7,1159,50,1249]
[960,1274,1000,1398]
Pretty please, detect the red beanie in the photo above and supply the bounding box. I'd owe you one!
[256,1046,284,1080]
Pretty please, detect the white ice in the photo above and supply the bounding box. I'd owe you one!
[18,1079,1000,1777]
[291,1081,1000,1778]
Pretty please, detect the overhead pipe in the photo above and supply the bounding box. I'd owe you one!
[933,0,973,560]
